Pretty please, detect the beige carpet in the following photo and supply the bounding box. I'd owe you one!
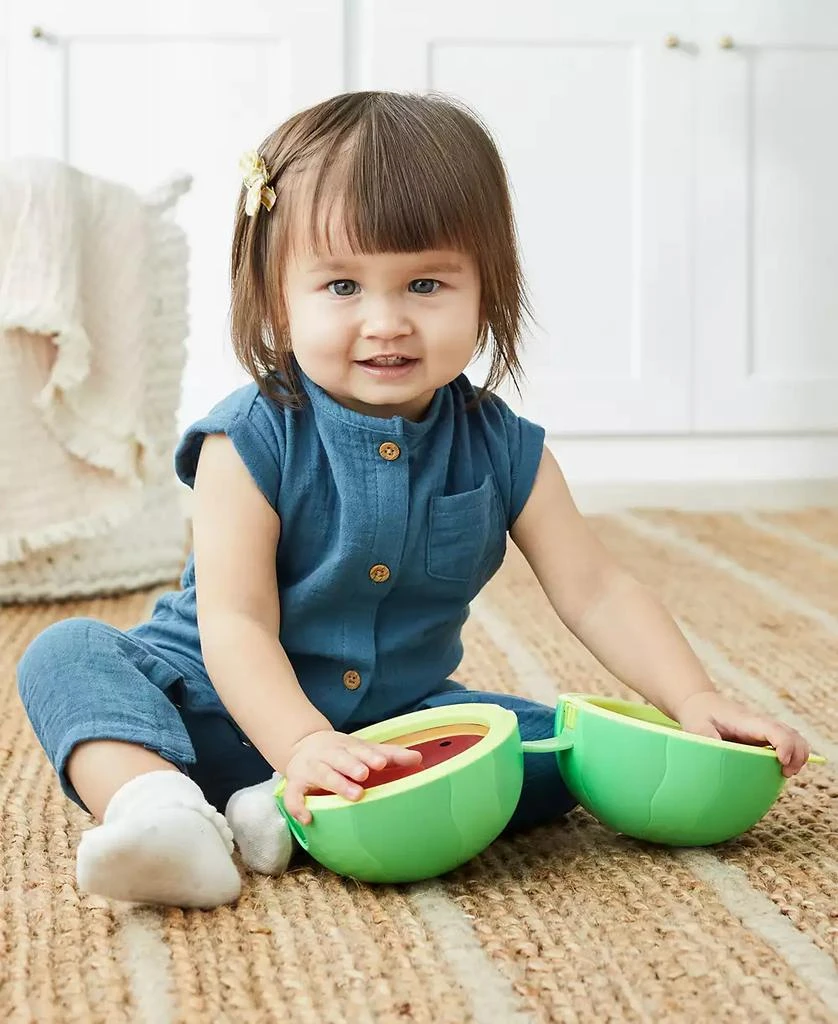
[1,509,836,1023]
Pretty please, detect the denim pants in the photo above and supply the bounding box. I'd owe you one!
[16,617,577,833]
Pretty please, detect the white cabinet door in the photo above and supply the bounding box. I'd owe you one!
[362,0,694,435]
[0,5,9,162]
[5,1,345,429]
[693,2,838,432]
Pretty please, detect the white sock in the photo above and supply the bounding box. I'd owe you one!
[225,773,293,877]
[76,770,241,909]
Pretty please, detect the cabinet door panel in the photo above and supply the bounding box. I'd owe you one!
[0,7,8,162]
[693,4,838,431]
[364,0,693,434]
[6,1,344,430]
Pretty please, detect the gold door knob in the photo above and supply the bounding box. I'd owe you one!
[664,34,680,48]
[719,35,735,49]
[31,25,56,44]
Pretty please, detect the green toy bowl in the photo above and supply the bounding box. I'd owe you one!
[552,693,827,846]
[275,704,538,883]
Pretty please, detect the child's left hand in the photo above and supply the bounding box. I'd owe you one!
[677,691,811,777]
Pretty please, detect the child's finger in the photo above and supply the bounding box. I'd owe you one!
[376,742,423,765]
[327,749,371,782]
[762,722,807,776]
[315,764,363,802]
[349,741,421,769]
[349,744,389,771]
[282,781,311,824]
[758,720,797,764]
[787,735,810,775]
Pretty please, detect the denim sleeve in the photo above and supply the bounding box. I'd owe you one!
[173,387,283,511]
[485,395,546,527]
[506,411,546,525]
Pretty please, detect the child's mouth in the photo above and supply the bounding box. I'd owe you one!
[356,357,419,378]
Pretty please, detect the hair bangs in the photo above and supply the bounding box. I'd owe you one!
[284,118,477,260]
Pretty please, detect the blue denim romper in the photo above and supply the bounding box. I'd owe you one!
[17,363,576,829]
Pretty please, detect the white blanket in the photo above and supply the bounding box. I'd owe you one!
[0,158,154,565]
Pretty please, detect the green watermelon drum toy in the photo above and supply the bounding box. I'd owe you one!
[275,703,571,883]
[549,693,826,846]
[275,695,826,883]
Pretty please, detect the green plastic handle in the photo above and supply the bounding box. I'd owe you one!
[521,735,575,754]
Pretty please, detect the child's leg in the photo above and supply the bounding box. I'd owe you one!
[17,617,240,907]
[182,713,293,877]
[415,689,578,833]
[67,739,179,821]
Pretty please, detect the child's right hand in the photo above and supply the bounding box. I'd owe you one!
[282,729,422,824]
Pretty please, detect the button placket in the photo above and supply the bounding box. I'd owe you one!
[369,437,402,587]
[350,432,405,696]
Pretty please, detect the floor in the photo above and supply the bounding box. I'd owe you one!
[1,508,836,1023]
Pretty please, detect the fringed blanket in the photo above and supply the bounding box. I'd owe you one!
[0,158,159,564]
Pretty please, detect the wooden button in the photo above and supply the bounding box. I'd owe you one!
[378,441,401,461]
[343,670,361,690]
[369,563,391,583]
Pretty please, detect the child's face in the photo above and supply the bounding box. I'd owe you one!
[282,242,482,421]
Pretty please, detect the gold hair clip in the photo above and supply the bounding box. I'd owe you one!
[239,150,277,217]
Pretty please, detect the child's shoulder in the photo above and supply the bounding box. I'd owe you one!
[203,378,285,420]
[200,380,261,419]
[451,375,546,527]
[451,373,541,436]
[192,375,307,438]
[175,379,295,492]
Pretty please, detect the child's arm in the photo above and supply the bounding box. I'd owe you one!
[191,435,420,813]
[510,447,811,776]
[192,434,331,767]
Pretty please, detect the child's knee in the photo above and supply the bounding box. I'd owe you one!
[17,617,101,706]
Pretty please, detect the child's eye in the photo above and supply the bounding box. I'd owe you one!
[327,280,359,297]
[409,279,441,295]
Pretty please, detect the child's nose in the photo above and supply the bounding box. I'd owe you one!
[359,297,411,339]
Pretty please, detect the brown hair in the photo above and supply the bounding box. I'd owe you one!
[229,90,531,408]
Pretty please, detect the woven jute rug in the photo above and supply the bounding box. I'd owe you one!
[1,509,837,1023]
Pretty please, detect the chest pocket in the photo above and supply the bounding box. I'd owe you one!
[426,475,506,584]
